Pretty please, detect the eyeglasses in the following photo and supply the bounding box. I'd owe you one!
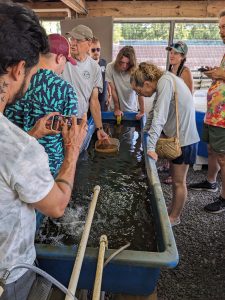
[91,48,101,53]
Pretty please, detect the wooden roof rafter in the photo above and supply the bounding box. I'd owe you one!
[86,0,225,18]
[60,0,87,14]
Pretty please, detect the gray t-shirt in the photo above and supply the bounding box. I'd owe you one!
[105,62,138,112]
[62,56,103,117]
[0,113,54,283]
[144,72,200,150]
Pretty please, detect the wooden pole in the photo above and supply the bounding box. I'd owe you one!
[65,185,101,300]
[92,235,108,300]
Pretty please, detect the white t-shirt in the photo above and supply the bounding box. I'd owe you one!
[0,113,54,283]
[105,62,138,112]
[62,56,103,117]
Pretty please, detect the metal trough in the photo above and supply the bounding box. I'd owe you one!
[35,112,178,296]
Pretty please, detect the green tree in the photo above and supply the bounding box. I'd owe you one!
[113,23,122,43]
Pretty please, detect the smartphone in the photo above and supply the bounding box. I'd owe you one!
[198,66,209,72]
[77,118,82,125]
[51,115,73,131]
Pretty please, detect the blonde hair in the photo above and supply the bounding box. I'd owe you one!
[130,62,164,87]
[114,46,137,73]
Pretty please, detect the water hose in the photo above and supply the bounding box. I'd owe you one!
[92,235,108,300]
[104,242,130,267]
[65,185,101,300]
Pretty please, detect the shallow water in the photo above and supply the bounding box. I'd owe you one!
[36,121,157,251]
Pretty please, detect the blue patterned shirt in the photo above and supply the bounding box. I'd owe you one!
[5,69,78,177]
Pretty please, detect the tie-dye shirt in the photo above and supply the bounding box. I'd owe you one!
[205,55,225,128]
[5,69,78,177]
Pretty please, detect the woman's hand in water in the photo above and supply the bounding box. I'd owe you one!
[147,150,158,161]
[97,129,110,142]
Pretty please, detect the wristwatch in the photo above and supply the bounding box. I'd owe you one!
[96,127,103,131]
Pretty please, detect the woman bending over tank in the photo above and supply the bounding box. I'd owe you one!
[130,62,199,226]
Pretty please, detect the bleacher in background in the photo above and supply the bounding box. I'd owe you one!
[113,41,224,90]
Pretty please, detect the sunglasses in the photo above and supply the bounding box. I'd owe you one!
[91,48,101,53]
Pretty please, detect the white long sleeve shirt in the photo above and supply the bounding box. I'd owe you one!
[144,72,199,151]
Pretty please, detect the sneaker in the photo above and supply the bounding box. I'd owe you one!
[189,180,218,192]
[204,196,225,214]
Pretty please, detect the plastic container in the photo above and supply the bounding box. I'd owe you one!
[36,112,178,296]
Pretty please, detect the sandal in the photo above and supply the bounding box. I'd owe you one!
[163,176,172,185]
[158,165,169,173]
[170,217,181,227]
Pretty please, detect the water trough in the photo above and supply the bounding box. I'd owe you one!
[35,112,178,296]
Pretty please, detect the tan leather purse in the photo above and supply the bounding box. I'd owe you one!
[155,77,182,160]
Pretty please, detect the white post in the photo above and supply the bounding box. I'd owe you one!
[65,185,101,300]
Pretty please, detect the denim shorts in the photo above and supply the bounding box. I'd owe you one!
[172,142,198,165]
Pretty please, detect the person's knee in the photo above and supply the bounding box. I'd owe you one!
[172,179,186,188]
[217,154,225,167]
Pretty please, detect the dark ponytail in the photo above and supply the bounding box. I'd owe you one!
[177,58,186,77]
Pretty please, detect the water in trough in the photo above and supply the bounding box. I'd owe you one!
[36,121,157,251]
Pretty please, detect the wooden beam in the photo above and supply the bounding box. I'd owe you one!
[36,11,69,19]
[60,0,88,14]
[25,1,87,15]
[86,1,224,18]
[25,2,70,10]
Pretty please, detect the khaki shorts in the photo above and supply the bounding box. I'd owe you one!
[202,123,225,154]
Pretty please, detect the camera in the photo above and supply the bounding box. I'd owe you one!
[51,115,72,131]
[198,66,209,72]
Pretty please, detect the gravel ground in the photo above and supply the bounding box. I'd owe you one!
[157,166,225,300]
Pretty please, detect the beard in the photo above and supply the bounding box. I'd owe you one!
[6,76,27,107]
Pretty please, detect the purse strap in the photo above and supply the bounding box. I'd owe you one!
[171,76,180,139]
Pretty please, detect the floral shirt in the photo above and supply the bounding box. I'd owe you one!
[205,54,225,128]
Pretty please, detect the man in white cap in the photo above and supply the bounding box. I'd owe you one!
[62,24,108,141]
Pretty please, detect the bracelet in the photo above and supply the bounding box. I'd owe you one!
[96,127,103,131]
[55,178,73,191]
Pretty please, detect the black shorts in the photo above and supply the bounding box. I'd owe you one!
[172,142,198,165]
